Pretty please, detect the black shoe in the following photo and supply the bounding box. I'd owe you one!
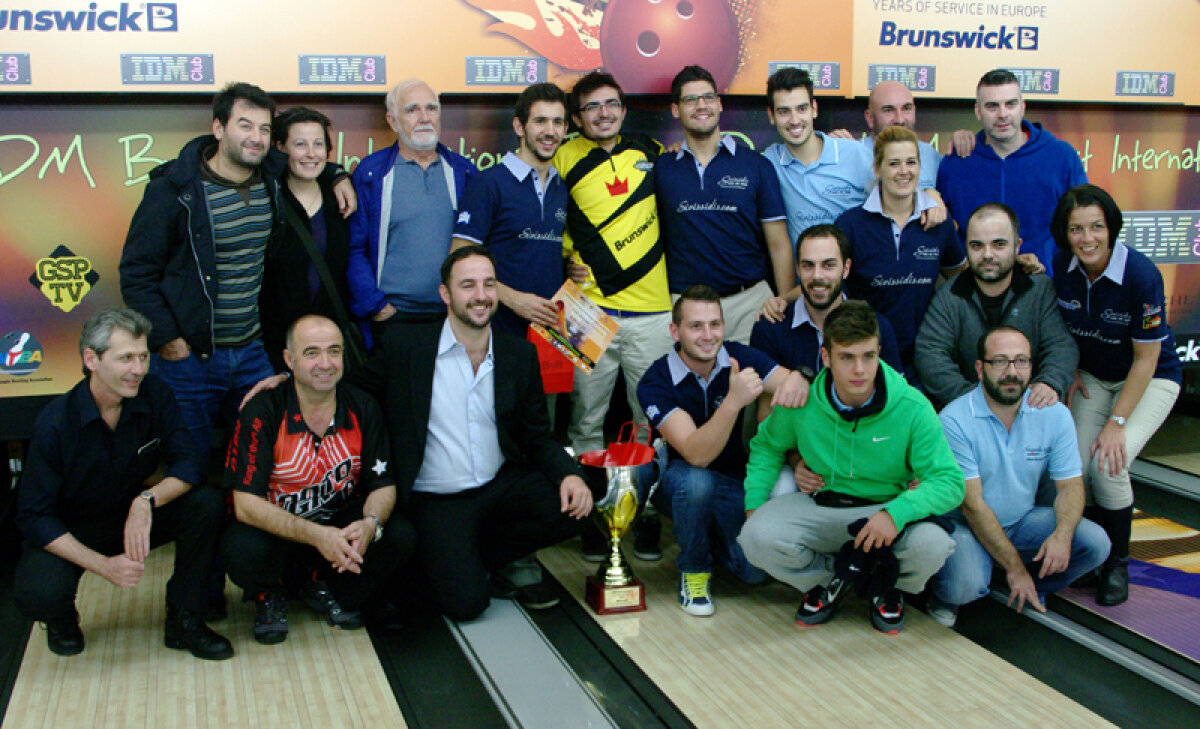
[364,599,406,634]
[165,604,234,660]
[253,591,289,644]
[1096,558,1130,606]
[796,575,850,626]
[304,580,364,630]
[632,512,662,561]
[45,618,84,657]
[870,589,905,634]
[582,520,610,563]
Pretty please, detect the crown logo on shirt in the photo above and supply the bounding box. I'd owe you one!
[606,176,629,196]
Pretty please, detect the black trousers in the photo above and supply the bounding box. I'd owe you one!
[409,462,584,621]
[13,484,224,624]
[221,504,416,611]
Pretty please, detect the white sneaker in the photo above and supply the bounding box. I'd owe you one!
[927,595,958,628]
[678,572,715,617]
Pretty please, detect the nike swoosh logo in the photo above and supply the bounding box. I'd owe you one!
[872,436,890,442]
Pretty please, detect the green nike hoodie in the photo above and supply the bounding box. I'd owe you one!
[744,361,964,529]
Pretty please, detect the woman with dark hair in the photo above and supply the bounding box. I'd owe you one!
[1050,183,1182,605]
[836,125,965,384]
[260,107,359,369]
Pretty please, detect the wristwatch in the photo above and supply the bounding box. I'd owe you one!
[365,514,383,542]
[1110,414,1127,427]
[139,490,156,509]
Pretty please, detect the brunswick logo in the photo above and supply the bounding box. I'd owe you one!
[0,331,43,376]
[29,245,99,312]
[0,3,177,32]
[879,21,1038,51]
[606,176,628,197]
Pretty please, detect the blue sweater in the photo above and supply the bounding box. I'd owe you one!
[936,121,1086,272]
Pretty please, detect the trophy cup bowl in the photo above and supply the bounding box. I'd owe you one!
[580,459,648,614]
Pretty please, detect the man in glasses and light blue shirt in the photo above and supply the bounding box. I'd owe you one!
[926,325,1109,627]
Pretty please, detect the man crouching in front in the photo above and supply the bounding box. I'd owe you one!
[14,307,232,659]
[738,300,964,633]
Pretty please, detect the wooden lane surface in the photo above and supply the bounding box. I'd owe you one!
[2,545,405,729]
[541,536,1115,729]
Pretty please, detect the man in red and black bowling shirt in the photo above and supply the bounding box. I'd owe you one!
[222,314,414,644]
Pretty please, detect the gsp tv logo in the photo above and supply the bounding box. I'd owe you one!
[879,22,1038,51]
[0,3,177,32]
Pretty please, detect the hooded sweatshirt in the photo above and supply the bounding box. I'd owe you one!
[936,121,1087,272]
[744,361,964,529]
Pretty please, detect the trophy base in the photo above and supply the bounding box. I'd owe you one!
[585,575,647,614]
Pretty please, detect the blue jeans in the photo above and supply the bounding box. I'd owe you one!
[929,507,1111,608]
[656,461,766,583]
[152,340,276,455]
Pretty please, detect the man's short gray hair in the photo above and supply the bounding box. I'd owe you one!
[79,307,152,362]
[385,78,438,118]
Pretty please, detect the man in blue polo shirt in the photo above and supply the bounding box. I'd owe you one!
[655,65,793,344]
[637,285,806,616]
[927,326,1109,627]
[450,83,573,609]
[452,83,570,339]
[752,224,902,388]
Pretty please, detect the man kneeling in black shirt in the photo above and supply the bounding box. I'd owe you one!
[14,307,232,659]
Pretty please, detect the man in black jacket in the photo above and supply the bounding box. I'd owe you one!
[119,82,353,458]
[352,245,592,620]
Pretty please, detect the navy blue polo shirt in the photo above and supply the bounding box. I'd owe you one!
[750,298,903,379]
[654,135,786,294]
[837,189,965,369]
[1052,242,1182,384]
[454,152,567,335]
[637,341,778,478]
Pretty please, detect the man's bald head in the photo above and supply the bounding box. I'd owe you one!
[866,81,917,134]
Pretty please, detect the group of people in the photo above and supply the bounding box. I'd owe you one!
[12,61,1181,662]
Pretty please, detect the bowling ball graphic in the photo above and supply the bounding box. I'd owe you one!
[599,0,740,94]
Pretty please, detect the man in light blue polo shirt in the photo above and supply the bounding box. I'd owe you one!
[927,326,1109,627]
[762,67,875,248]
[655,65,793,344]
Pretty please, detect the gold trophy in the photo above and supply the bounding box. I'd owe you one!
[580,424,653,614]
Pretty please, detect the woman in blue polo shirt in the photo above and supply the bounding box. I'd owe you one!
[836,126,965,385]
[1051,184,1182,606]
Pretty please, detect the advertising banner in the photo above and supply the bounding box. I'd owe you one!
[851,0,1200,103]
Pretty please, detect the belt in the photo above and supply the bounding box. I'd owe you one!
[597,307,669,318]
[813,491,884,508]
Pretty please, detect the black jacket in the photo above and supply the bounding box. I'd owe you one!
[119,134,287,356]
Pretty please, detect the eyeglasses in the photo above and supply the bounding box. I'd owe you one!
[579,98,623,114]
[680,92,718,106]
[982,356,1032,371]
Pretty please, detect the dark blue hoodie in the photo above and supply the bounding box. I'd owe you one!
[936,121,1086,273]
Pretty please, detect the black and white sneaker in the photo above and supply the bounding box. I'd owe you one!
[795,575,850,626]
[253,591,289,645]
[870,589,905,634]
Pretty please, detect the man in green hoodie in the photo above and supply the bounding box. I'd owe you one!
[738,301,964,632]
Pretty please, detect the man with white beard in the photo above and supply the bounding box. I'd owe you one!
[347,79,477,346]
